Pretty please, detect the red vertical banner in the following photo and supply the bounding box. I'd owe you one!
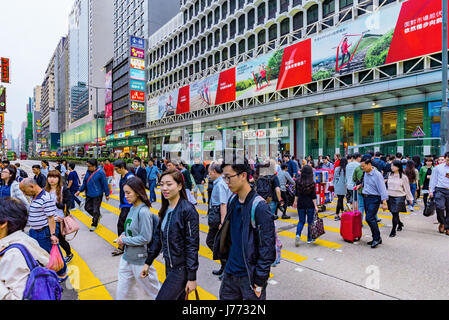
[386,0,445,64]
[276,39,312,90]
[215,67,236,105]
[1,58,9,83]
[176,85,190,114]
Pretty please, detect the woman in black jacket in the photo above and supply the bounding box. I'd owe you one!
[45,170,73,263]
[141,169,200,300]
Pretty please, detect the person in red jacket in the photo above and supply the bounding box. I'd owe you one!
[341,37,351,65]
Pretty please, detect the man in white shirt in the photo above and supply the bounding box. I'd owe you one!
[429,152,449,235]
[346,153,361,203]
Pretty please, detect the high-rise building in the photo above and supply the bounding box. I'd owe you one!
[141,0,444,160]
[110,0,180,156]
[40,52,56,153]
[55,37,69,133]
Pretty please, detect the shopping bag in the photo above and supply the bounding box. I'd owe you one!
[185,289,200,300]
[310,212,325,240]
[46,245,65,273]
[424,198,436,217]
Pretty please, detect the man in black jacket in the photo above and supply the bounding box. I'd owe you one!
[132,157,147,188]
[214,158,276,300]
[32,165,47,188]
[191,158,207,203]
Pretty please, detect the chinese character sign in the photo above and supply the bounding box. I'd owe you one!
[129,36,146,113]
[0,87,6,112]
[1,58,9,83]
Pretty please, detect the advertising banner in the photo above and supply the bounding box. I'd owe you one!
[176,86,190,115]
[1,58,9,83]
[130,47,145,59]
[130,101,145,112]
[130,90,145,102]
[130,58,145,70]
[130,36,145,49]
[189,73,219,112]
[277,39,312,90]
[216,67,236,105]
[105,103,113,135]
[105,70,112,103]
[0,87,5,112]
[130,79,145,91]
[130,69,145,81]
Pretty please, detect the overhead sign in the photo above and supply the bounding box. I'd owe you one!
[130,47,145,59]
[130,90,145,102]
[1,58,9,83]
[130,58,145,70]
[130,69,145,81]
[412,126,425,137]
[129,36,146,113]
[130,101,145,112]
[130,79,145,91]
[130,36,145,49]
[0,87,5,112]
[243,127,289,140]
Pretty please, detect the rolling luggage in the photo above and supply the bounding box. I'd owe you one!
[340,189,362,243]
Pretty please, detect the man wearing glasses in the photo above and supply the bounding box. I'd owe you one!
[213,158,276,300]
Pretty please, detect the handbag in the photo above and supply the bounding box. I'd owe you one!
[423,197,436,217]
[60,212,80,240]
[185,289,200,300]
[310,212,325,240]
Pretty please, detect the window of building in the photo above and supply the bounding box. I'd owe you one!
[222,1,228,19]
[248,34,255,50]
[257,3,265,25]
[293,11,303,30]
[189,5,193,19]
[195,41,199,57]
[214,7,220,24]
[230,43,236,57]
[280,0,289,13]
[222,24,228,42]
[280,18,290,36]
[189,25,193,40]
[201,37,206,53]
[247,8,255,29]
[207,33,213,50]
[214,29,220,47]
[194,0,199,15]
[195,61,200,73]
[201,16,206,32]
[361,113,374,145]
[323,0,335,17]
[208,55,213,67]
[380,110,397,155]
[324,117,336,157]
[268,24,277,42]
[238,0,245,9]
[230,0,236,13]
[195,21,199,36]
[214,51,220,64]
[230,19,236,38]
[238,14,245,34]
[268,0,277,19]
[207,12,213,28]
[307,4,319,24]
[339,0,353,8]
[257,29,266,46]
[238,39,245,54]
[405,106,424,156]
[222,47,228,61]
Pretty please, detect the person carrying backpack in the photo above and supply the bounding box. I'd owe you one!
[255,159,283,220]
[0,198,60,300]
[116,177,161,300]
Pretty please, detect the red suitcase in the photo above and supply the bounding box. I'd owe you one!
[340,188,362,243]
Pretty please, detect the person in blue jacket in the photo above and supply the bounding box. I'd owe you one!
[76,159,110,231]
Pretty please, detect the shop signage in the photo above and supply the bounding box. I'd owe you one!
[203,141,216,151]
[1,58,9,83]
[0,86,5,112]
[130,136,146,146]
[117,139,128,147]
[243,127,289,140]
[124,147,130,153]
[129,36,146,114]
[137,145,148,152]
[148,0,447,122]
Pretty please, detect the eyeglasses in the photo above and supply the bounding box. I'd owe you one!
[223,173,240,182]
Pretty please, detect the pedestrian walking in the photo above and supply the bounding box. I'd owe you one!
[132,157,147,188]
[19,178,67,277]
[40,160,49,178]
[292,165,319,246]
[178,161,197,205]
[116,177,161,300]
[190,158,207,203]
[0,166,29,207]
[405,160,419,211]
[283,154,297,179]
[213,159,276,300]
[277,163,294,219]
[142,169,199,300]
[346,153,361,204]
[32,165,47,189]
[386,160,413,238]
[76,159,110,232]
[45,170,73,263]
[206,162,232,280]
[146,158,161,203]
[357,159,389,248]
[429,152,449,235]
[321,156,334,170]
[103,159,115,196]
[0,198,50,300]
[112,160,135,256]
[255,159,282,219]
[419,156,434,212]
[67,163,82,209]
[333,158,348,221]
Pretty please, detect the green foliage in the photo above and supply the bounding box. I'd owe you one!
[267,49,284,79]
[364,30,394,69]
[236,79,254,91]
[30,157,135,164]
[312,69,334,81]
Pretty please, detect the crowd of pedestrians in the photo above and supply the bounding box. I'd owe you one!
[0,149,448,300]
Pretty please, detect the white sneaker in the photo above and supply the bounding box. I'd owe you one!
[410,207,415,212]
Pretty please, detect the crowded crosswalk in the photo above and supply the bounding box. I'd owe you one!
[9,159,449,300]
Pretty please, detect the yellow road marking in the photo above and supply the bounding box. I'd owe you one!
[68,249,113,300]
[71,208,217,300]
[278,231,343,249]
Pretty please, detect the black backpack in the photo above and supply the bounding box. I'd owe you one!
[20,169,28,178]
[255,175,274,200]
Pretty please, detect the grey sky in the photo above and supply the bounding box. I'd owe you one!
[0,0,74,138]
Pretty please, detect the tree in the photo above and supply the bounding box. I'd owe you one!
[267,49,284,79]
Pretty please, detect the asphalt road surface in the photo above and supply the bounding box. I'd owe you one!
[17,160,449,300]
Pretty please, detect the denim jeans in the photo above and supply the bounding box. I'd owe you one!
[219,273,267,300]
[156,266,188,300]
[269,201,278,216]
[69,189,81,209]
[148,179,157,203]
[409,183,417,206]
[363,195,382,242]
[296,208,315,241]
[29,224,67,276]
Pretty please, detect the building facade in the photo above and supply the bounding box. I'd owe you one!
[109,0,179,157]
[40,54,55,153]
[141,0,445,161]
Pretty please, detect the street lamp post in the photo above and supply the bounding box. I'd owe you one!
[86,85,110,159]
[442,0,449,154]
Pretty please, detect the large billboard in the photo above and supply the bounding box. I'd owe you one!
[105,69,113,135]
[129,36,146,113]
[147,0,447,122]
[0,87,5,112]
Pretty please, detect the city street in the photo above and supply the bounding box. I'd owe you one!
[19,160,449,300]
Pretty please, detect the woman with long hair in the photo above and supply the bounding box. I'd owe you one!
[419,156,434,212]
[412,155,422,201]
[404,160,419,211]
[386,160,413,237]
[116,177,161,300]
[306,155,315,168]
[141,169,199,300]
[45,170,73,263]
[293,165,319,246]
[0,165,28,207]
[333,158,348,221]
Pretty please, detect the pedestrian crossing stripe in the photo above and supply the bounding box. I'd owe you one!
[278,231,343,249]
[68,249,113,300]
[70,208,217,300]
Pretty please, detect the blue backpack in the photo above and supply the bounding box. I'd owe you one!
[0,244,62,300]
